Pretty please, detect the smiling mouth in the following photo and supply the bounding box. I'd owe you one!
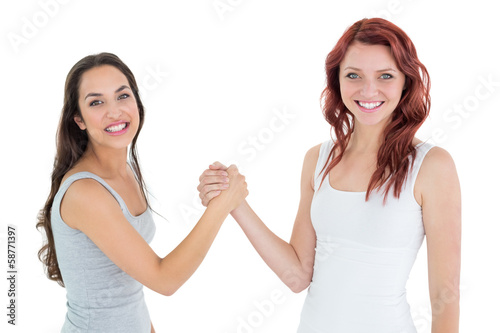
[356,101,384,110]
[105,122,129,133]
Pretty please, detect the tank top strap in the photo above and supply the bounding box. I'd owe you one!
[312,140,436,193]
[313,140,335,191]
[58,172,128,212]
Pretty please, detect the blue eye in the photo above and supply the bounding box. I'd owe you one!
[346,73,359,79]
[89,100,103,107]
[380,74,393,79]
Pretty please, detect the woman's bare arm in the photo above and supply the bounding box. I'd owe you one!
[417,147,461,332]
[198,145,320,292]
[60,165,248,296]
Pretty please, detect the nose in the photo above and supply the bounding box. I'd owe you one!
[361,79,378,99]
[106,102,122,119]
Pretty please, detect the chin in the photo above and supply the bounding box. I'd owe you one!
[354,113,393,128]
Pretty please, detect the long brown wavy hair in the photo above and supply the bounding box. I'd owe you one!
[319,18,431,203]
[37,53,149,287]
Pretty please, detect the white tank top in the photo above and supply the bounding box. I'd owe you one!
[297,140,435,333]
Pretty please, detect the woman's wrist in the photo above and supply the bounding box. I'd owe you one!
[230,200,249,218]
[206,195,234,217]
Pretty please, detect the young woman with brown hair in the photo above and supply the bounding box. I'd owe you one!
[37,53,248,332]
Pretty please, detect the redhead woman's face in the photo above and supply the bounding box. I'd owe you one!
[339,41,406,129]
[75,65,139,151]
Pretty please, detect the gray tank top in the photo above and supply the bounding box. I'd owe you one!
[51,172,156,332]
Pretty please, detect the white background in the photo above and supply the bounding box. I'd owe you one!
[1,0,499,332]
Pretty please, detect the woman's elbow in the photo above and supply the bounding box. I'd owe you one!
[152,277,182,296]
[289,281,310,293]
[157,284,179,297]
[282,267,312,293]
[285,275,311,293]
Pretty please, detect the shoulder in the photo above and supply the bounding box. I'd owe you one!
[411,137,456,175]
[61,178,120,229]
[301,143,325,190]
[64,177,110,198]
[304,143,322,162]
[419,146,457,176]
[415,145,460,204]
[303,142,326,172]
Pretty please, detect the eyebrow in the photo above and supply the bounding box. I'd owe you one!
[84,85,131,100]
[343,66,397,72]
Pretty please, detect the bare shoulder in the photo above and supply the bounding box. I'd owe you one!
[304,143,322,164]
[302,143,323,190]
[415,146,460,205]
[61,178,121,229]
[64,177,111,201]
[303,143,323,173]
[420,146,457,177]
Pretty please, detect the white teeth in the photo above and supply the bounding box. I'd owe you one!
[358,101,383,109]
[105,123,127,133]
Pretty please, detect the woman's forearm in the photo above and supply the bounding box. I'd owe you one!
[231,200,313,292]
[431,299,460,332]
[155,165,247,296]
[157,202,229,295]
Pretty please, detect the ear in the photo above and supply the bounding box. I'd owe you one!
[74,115,86,130]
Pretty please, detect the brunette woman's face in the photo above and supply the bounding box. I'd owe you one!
[74,65,139,151]
[339,41,406,129]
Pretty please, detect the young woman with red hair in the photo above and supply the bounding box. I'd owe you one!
[198,18,461,332]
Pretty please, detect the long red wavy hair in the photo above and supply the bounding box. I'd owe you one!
[319,18,430,203]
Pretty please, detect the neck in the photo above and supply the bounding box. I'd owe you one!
[347,120,386,154]
[82,143,129,179]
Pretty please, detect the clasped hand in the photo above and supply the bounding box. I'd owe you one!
[198,162,247,212]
